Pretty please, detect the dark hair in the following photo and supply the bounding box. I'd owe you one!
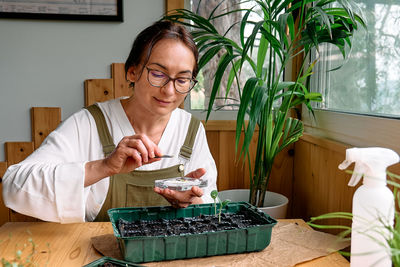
[125,20,199,87]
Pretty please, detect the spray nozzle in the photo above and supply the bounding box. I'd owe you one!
[339,147,399,187]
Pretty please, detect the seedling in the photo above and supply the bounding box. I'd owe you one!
[0,232,51,267]
[211,190,218,215]
[210,190,231,223]
[219,199,231,223]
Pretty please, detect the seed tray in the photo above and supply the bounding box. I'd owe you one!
[83,256,143,266]
[108,202,277,263]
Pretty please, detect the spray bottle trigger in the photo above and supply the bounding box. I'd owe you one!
[348,171,363,187]
[338,159,352,170]
[339,159,364,187]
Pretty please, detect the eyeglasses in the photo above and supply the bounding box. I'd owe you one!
[145,67,197,94]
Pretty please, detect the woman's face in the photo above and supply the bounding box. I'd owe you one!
[128,38,196,117]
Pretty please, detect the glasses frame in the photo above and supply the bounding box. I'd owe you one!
[145,66,198,94]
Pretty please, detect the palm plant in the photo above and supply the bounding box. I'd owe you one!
[165,0,365,207]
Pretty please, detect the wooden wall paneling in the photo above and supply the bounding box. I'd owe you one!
[389,163,400,175]
[204,120,237,131]
[292,139,311,218]
[218,131,246,191]
[243,131,258,191]
[5,142,34,166]
[31,107,61,149]
[111,63,131,98]
[4,142,39,222]
[292,135,356,233]
[205,130,220,188]
[84,79,114,107]
[204,120,260,191]
[267,145,294,204]
[0,162,9,225]
[166,0,184,13]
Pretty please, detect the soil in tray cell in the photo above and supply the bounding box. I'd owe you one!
[118,210,265,237]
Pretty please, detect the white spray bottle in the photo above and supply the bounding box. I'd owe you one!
[339,147,399,267]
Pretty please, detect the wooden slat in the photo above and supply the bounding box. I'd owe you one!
[243,131,259,190]
[5,142,39,222]
[204,120,237,131]
[84,79,114,107]
[31,107,61,149]
[218,131,246,191]
[294,133,400,232]
[204,121,261,191]
[0,162,9,225]
[111,63,131,98]
[267,145,294,203]
[301,133,350,154]
[5,142,34,166]
[166,0,184,13]
[292,138,356,234]
[205,131,219,188]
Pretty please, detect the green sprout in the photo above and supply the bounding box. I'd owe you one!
[0,232,51,267]
[219,199,231,223]
[211,190,218,215]
[210,190,231,223]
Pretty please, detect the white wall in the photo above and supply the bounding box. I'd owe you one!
[0,0,165,161]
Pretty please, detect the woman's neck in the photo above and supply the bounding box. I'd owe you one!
[120,97,170,144]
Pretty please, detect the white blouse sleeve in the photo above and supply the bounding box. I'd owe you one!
[2,109,100,223]
[185,121,218,203]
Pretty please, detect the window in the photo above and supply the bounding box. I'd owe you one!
[184,0,261,120]
[311,0,400,117]
[304,0,400,152]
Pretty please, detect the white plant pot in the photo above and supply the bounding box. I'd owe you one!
[217,189,289,219]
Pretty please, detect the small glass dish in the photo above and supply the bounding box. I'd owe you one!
[154,177,208,191]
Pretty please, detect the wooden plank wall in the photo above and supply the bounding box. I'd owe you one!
[0,162,8,225]
[204,121,294,202]
[1,108,62,224]
[4,142,39,222]
[292,133,400,233]
[31,107,61,149]
[166,0,184,13]
[85,63,131,107]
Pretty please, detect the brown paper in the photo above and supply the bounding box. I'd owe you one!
[91,222,349,267]
[91,234,123,259]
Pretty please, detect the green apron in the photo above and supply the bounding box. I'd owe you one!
[85,105,200,222]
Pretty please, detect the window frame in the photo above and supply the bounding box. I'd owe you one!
[301,0,400,154]
[301,108,400,154]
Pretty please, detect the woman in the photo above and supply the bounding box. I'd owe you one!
[2,21,218,223]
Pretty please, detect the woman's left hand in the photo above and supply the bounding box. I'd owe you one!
[153,168,206,208]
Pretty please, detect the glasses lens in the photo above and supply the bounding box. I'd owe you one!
[148,69,168,86]
[147,67,196,93]
[174,78,194,93]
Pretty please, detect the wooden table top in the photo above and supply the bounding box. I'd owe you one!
[0,219,348,267]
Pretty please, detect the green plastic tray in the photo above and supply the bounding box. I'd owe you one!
[108,202,277,263]
[83,256,143,266]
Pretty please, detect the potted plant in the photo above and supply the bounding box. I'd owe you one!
[165,1,365,210]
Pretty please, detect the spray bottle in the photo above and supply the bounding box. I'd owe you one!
[339,147,399,267]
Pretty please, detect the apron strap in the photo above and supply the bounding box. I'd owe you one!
[179,116,201,160]
[85,105,115,156]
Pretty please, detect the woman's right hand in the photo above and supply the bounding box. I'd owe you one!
[104,134,162,175]
[85,134,162,186]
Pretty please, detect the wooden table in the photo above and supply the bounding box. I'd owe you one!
[0,219,348,266]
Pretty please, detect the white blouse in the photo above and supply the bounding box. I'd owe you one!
[2,98,218,223]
